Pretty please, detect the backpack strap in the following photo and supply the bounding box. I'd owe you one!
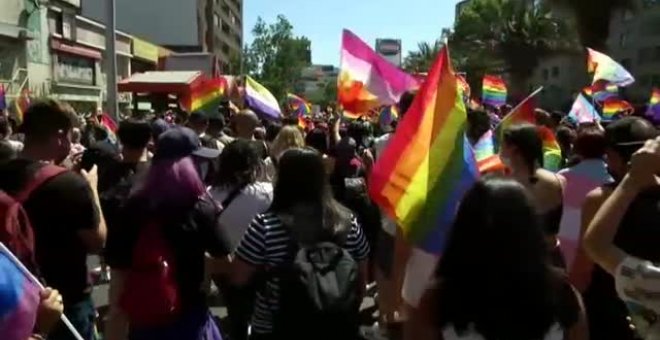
[15,164,67,203]
[217,184,247,218]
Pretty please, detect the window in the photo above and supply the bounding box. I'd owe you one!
[619,33,628,48]
[214,14,220,27]
[551,66,559,78]
[54,11,63,35]
[542,69,549,81]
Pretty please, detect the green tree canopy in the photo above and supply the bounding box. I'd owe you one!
[402,40,444,73]
[243,15,311,101]
[451,0,576,96]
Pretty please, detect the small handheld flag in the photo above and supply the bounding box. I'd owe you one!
[245,76,281,120]
[286,93,312,117]
[568,94,600,123]
[602,98,634,121]
[482,75,507,108]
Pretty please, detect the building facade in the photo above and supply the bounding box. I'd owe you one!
[82,0,243,72]
[298,64,339,100]
[607,0,660,101]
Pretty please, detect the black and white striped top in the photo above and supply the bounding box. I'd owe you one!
[234,211,370,335]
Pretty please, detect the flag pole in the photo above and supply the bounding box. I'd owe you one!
[0,242,84,340]
[105,0,119,122]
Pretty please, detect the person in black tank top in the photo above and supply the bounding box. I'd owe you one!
[580,117,658,340]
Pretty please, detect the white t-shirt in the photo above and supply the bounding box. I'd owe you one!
[615,256,660,339]
[373,133,396,235]
[210,182,273,251]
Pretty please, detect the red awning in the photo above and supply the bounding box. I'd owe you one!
[51,38,102,60]
[117,71,204,94]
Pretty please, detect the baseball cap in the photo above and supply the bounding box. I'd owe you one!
[153,126,221,161]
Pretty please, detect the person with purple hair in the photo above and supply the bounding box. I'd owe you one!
[106,127,225,340]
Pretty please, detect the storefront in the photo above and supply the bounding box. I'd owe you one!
[49,38,102,114]
[131,37,159,73]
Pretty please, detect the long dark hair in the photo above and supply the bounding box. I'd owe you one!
[503,123,543,178]
[214,139,262,189]
[270,147,352,244]
[435,176,564,339]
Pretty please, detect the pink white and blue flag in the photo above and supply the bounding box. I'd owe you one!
[568,94,600,123]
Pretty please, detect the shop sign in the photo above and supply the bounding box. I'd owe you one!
[56,54,95,85]
[132,38,159,63]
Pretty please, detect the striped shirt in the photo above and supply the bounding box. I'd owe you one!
[234,211,370,335]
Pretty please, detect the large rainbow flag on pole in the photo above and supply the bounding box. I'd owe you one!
[481,75,507,107]
[587,48,635,87]
[338,29,419,115]
[369,45,478,254]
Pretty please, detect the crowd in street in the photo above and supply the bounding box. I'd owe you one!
[1,90,660,340]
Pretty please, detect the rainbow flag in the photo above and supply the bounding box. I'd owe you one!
[587,48,634,87]
[287,93,312,117]
[245,76,281,120]
[369,46,478,254]
[338,29,419,114]
[0,244,41,340]
[0,84,6,111]
[602,98,633,120]
[378,105,399,130]
[183,77,227,113]
[482,75,507,108]
[494,87,542,149]
[14,89,30,125]
[591,81,619,102]
[647,88,660,119]
[568,94,600,123]
[539,126,562,171]
[297,116,309,130]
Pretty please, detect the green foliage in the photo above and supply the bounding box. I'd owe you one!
[450,0,576,95]
[548,0,634,51]
[402,40,444,73]
[243,15,311,101]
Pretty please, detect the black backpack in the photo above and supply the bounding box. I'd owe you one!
[273,235,361,339]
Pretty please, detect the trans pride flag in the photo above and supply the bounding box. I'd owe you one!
[568,94,600,123]
[587,48,634,87]
[369,45,478,254]
[338,29,419,114]
[482,75,507,107]
[0,243,41,340]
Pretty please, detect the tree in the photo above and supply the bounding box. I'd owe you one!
[403,40,444,73]
[243,15,311,101]
[548,0,633,51]
[451,0,576,96]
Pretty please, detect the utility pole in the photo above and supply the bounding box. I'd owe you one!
[105,0,118,121]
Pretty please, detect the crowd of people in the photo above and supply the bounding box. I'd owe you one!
[1,90,660,340]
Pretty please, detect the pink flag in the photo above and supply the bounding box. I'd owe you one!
[338,29,419,114]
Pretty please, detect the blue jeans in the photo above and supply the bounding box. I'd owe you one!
[49,295,97,340]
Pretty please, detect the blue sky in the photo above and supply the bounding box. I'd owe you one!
[244,0,461,66]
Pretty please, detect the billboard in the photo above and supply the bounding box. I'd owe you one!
[375,39,402,67]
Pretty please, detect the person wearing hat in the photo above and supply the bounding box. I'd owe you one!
[155,126,221,184]
[105,126,226,340]
[580,116,659,340]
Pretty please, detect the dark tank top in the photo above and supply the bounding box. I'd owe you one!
[584,184,660,340]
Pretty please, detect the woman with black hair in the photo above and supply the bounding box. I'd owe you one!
[209,139,272,340]
[408,176,587,340]
[500,123,566,268]
[231,147,370,339]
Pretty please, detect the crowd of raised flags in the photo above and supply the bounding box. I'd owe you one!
[3,25,660,340]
